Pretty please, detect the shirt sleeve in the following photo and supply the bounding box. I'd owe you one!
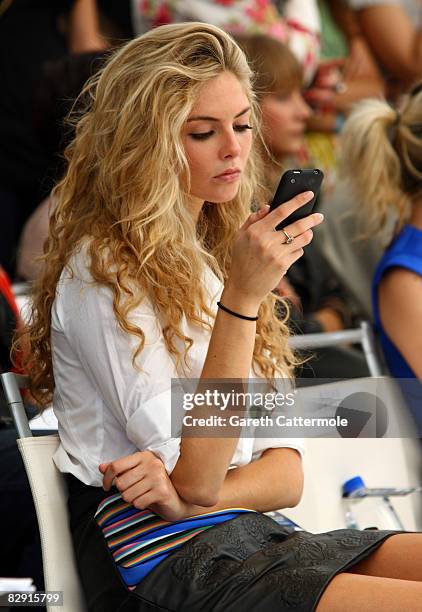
[252,436,305,461]
[60,264,183,474]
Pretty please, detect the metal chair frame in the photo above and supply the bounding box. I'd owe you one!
[288,320,384,377]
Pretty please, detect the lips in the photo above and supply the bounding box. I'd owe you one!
[214,168,241,178]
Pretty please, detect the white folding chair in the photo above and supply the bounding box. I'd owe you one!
[1,372,86,612]
[289,320,384,377]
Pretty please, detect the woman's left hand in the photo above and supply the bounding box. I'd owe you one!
[99,451,192,521]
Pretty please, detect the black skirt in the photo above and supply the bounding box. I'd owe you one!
[66,474,398,612]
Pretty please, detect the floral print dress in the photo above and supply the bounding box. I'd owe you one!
[130,0,321,83]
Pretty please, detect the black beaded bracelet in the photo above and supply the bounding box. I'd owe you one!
[217,301,258,321]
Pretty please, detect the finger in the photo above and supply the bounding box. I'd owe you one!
[101,451,146,490]
[115,465,147,492]
[272,249,305,284]
[99,462,109,474]
[263,192,314,231]
[290,228,314,250]
[132,490,164,512]
[281,212,324,242]
[282,247,306,271]
[270,228,314,258]
[103,451,147,482]
[102,465,117,491]
[289,248,306,266]
[118,480,151,504]
[240,205,270,231]
[289,249,305,268]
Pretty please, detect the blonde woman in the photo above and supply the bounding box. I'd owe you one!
[340,84,422,381]
[19,23,422,612]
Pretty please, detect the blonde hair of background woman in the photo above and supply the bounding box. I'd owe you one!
[339,84,422,235]
[17,22,298,407]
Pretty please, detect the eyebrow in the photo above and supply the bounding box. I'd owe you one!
[187,106,251,123]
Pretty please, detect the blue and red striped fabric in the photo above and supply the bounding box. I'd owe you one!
[95,493,255,586]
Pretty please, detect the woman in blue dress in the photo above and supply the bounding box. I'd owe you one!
[341,82,422,429]
[341,83,422,378]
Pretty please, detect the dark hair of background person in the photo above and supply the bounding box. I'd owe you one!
[32,51,109,196]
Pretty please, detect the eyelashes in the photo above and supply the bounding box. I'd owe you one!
[189,125,253,140]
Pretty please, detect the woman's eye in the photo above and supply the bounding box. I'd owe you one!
[188,125,252,140]
[189,131,214,140]
[234,124,253,132]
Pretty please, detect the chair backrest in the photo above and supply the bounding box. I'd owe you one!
[17,436,86,612]
[289,320,384,377]
[0,373,86,612]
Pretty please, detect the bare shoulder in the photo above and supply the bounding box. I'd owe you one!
[378,267,422,377]
[379,267,422,303]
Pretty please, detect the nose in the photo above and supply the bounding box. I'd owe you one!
[220,129,242,159]
[294,91,311,120]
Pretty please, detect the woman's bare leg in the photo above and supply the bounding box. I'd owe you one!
[316,534,422,612]
[349,534,422,581]
[316,573,422,612]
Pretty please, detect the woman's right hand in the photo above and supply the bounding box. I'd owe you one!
[99,451,192,522]
[224,192,324,312]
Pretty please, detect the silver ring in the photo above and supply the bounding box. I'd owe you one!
[281,229,294,245]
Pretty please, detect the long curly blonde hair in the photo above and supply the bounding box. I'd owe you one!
[339,83,422,234]
[18,22,296,407]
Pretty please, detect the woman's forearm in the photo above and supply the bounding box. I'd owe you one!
[358,6,422,85]
[176,448,304,515]
[171,200,321,506]
[68,0,107,54]
[170,285,260,506]
[326,0,362,41]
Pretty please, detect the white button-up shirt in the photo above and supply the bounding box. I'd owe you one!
[52,243,304,486]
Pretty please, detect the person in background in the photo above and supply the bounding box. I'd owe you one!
[130,0,322,84]
[340,82,422,380]
[295,0,385,196]
[16,51,109,282]
[306,0,384,132]
[235,33,369,378]
[299,0,388,318]
[346,0,422,96]
[0,0,107,279]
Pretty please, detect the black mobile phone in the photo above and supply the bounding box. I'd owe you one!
[269,168,324,231]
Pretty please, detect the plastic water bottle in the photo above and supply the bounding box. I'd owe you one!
[266,511,303,531]
[342,476,421,531]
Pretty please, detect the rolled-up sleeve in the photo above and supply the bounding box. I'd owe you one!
[63,270,183,473]
[125,387,181,474]
[252,437,305,461]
